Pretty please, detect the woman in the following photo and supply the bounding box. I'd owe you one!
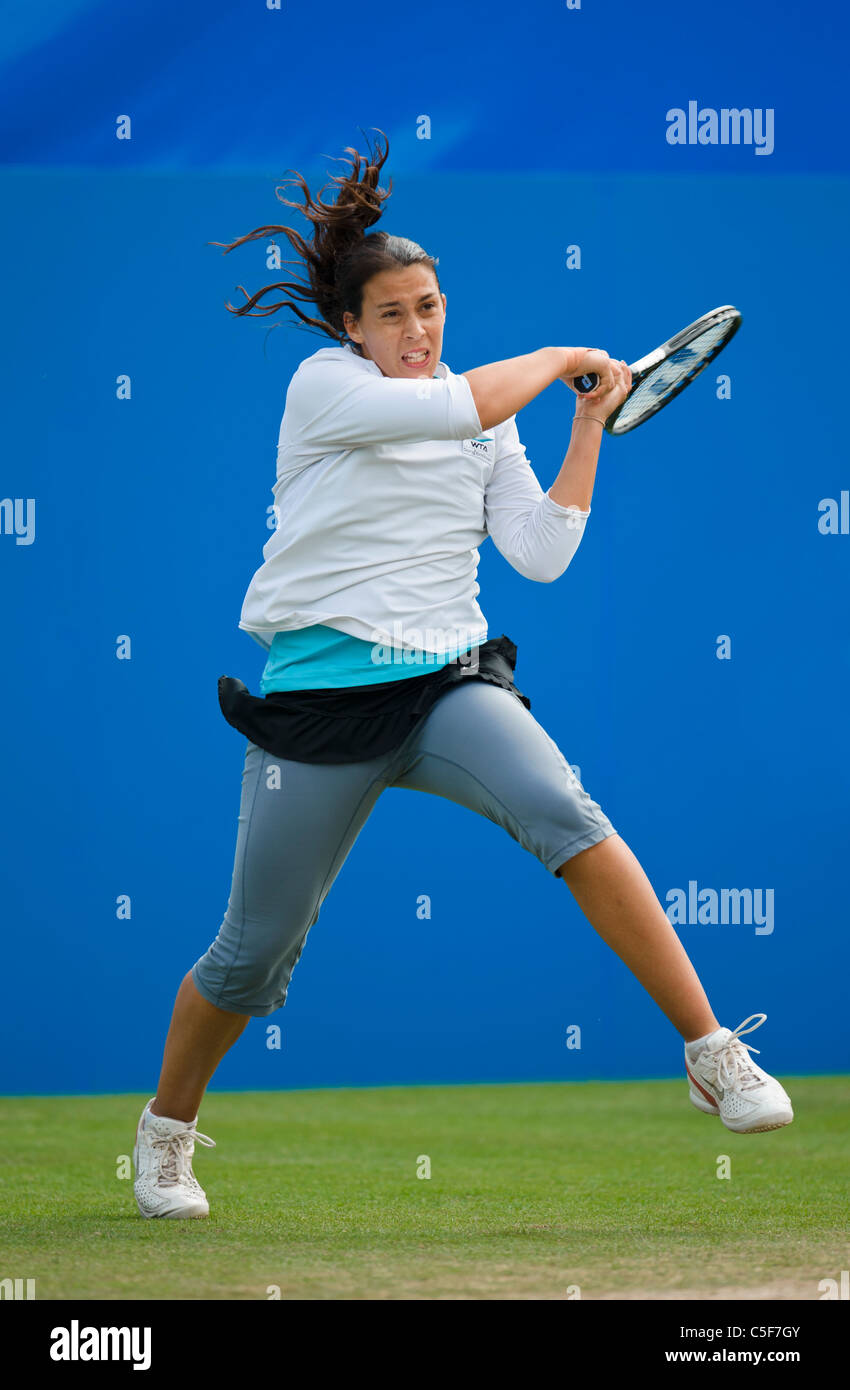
[133,133,792,1220]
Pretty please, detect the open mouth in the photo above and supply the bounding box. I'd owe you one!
[401,349,430,366]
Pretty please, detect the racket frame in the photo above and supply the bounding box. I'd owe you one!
[575,304,743,435]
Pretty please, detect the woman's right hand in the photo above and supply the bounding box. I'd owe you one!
[561,348,616,401]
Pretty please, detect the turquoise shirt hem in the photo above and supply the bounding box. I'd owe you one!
[260,625,467,693]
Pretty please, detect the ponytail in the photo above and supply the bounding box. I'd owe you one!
[209,129,439,349]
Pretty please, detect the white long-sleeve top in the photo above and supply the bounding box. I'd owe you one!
[239,343,590,658]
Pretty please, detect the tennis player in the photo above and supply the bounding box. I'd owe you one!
[133,134,792,1219]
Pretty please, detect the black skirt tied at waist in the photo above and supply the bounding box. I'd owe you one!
[217,634,531,765]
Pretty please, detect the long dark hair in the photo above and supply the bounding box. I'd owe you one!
[209,129,440,352]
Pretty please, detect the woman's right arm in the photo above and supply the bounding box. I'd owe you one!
[283,346,619,451]
[463,347,617,431]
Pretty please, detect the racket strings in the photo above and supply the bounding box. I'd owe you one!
[615,319,735,430]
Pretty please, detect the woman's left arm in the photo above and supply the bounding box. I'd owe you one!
[483,361,632,583]
[548,358,633,509]
[547,414,605,512]
[483,417,592,584]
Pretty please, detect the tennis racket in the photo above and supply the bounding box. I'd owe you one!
[573,304,742,435]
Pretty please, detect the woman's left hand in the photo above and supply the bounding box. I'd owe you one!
[574,358,632,422]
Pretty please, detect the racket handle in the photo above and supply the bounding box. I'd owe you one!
[573,373,599,393]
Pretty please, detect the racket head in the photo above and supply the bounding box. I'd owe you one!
[604,305,742,435]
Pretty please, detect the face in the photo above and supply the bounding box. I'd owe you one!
[343,264,446,378]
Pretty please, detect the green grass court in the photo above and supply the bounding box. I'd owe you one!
[1,1077,847,1300]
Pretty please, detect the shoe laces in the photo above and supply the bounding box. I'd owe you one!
[151,1125,216,1186]
[711,1013,767,1093]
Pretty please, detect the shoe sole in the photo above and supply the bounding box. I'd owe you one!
[720,1111,794,1134]
[135,1200,209,1219]
[689,1086,793,1133]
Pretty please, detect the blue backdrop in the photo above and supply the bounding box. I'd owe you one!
[1,0,847,1094]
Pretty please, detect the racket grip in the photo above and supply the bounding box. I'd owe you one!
[573,373,599,393]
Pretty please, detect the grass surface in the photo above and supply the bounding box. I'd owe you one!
[1,1078,847,1300]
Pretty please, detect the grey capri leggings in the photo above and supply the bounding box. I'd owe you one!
[192,679,617,1017]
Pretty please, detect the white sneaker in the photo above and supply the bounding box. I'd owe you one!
[684,1014,793,1134]
[133,1098,216,1218]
